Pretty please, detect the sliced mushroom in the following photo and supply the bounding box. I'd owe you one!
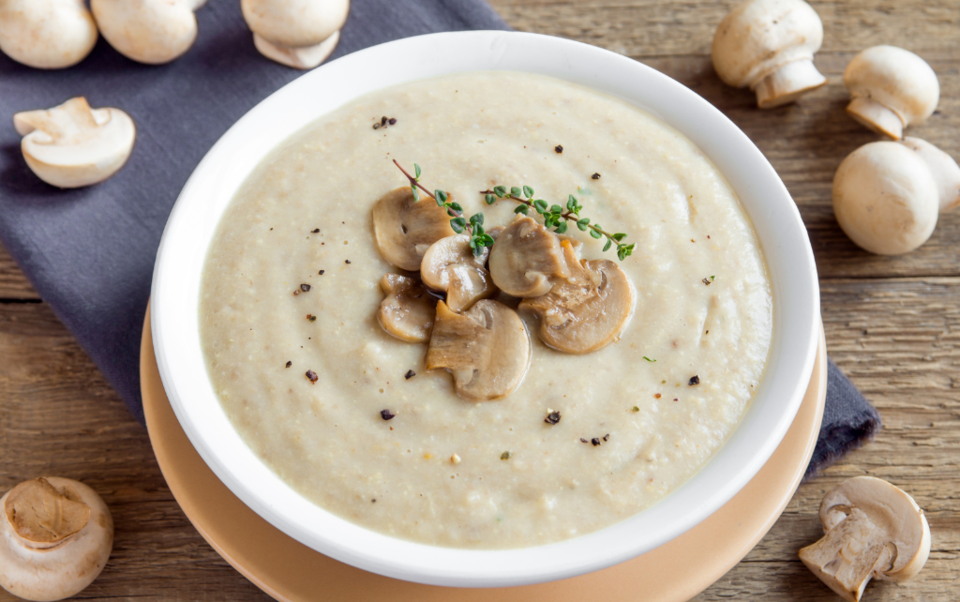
[420,235,498,313]
[488,216,568,297]
[426,300,531,401]
[0,0,98,69]
[712,0,827,108]
[0,477,113,601]
[372,187,456,271]
[91,0,206,65]
[14,97,137,189]
[377,273,436,343]
[242,0,349,69]
[520,240,635,354]
[844,46,939,140]
[799,476,930,601]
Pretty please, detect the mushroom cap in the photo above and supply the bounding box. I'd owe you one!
[488,216,569,298]
[377,273,436,344]
[426,300,531,402]
[0,0,98,69]
[832,141,938,255]
[899,137,960,213]
[844,46,939,139]
[420,234,498,313]
[712,0,824,89]
[14,97,137,189]
[91,0,202,65]
[520,240,636,354]
[0,477,113,602]
[242,0,349,49]
[372,187,456,271]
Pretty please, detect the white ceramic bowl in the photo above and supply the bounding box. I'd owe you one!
[152,30,820,588]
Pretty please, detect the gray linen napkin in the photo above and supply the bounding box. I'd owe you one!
[0,0,878,476]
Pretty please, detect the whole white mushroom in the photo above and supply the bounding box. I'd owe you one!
[898,137,960,213]
[0,477,114,602]
[832,141,941,255]
[844,46,940,140]
[712,0,827,108]
[91,0,207,65]
[242,0,350,69]
[0,0,98,69]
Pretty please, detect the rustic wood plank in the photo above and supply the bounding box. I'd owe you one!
[0,243,38,300]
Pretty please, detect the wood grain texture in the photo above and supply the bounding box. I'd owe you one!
[2,1,959,600]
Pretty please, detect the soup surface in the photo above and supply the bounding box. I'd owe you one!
[199,71,773,548]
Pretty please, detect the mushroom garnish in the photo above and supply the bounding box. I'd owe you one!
[0,477,114,602]
[0,0,98,69]
[241,0,349,70]
[898,137,960,213]
[91,0,207,65]
[799,477,930,601]
[377,274,436,344]
[488,216,568,297]
[832,141,940,255]
[372,187,456,271]
[521,240,635,354]
[420,234,498,313]
[14,97,137,189]
[844,46,939,140]
[712,0,827,109]
[426,300,531,401]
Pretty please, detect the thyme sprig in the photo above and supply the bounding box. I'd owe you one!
[393,160,494,256]
[480,186,636,261]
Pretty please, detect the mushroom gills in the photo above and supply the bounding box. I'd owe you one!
[488,216,569,297]
[372,187,456,271]
[14,97,137,188]
[4,478,90,548]
[520,240,636,354]
[420,234,498,313]
[377,273,436,344]
[425,300,531,401]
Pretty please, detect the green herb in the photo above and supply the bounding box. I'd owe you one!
[480,185,635,260]
[643,356,656,362]
[393,161,494,257]
[631,406,640,412]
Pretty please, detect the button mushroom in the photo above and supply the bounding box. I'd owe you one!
[14,97,137,189]
[372,187,456,271]
[898,137,960,213]
[0,477,113,602]
[91,0,207,65]
[844,46,939,140]
[520,240,635,354]
[0,0,98,69]
[488,216,568,298]
[426,300,531,401]
[420,234,498,313]
[799,477,930,601]
[832,141,942,255]
[377,273,436,343]
[241,0,349,70]
[712,0,827,108]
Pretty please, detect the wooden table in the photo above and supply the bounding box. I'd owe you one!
[1,1,957,599]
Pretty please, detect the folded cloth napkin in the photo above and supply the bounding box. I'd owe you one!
[0,0,878,476]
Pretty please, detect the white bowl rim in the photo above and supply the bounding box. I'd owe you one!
[151,30,820,588]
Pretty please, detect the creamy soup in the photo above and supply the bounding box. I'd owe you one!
[199,71,773,548]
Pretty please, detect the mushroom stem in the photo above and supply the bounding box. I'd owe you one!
[753,59,827,109]
[253,30,340,70]
[847,97,904,140]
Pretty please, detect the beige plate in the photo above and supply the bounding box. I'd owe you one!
[141,308,826,601]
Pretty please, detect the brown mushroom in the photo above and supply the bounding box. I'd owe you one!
[799,476,930,601]
[520,240,635,354]
[420,234,498,313]
[372,187,456,270]
[377,274,436,343]
[0,477,113,601]
[426,300,531,401]
[488,216,568,297]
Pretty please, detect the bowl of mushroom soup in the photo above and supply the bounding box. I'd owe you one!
[151,31,820,587]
